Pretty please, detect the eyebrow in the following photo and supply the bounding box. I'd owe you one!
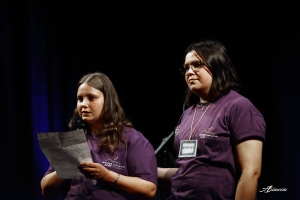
[183,60,202,67]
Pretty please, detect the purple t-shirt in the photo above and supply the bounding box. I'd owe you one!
[170,90,266,200]
[44,126,157,200]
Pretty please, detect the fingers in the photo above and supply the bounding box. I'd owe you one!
[78,162,97,171]
[78,167,96,179]
[79,162,103,169]
[77,162,95,177]
[79,161,94,167]
[77,162,108,180]
[78,167,92,173]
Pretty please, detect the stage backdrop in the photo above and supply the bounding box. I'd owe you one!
[1,1,299,200]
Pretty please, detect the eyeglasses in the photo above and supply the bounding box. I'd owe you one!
[180,61,206,75]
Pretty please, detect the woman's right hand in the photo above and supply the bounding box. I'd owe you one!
[78,162,109,181]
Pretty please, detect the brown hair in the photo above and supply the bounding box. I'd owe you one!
[69,72,133,154]
[184,40,241,106]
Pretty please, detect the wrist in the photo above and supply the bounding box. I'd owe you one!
[104,170,110,181]
[103,170,120,186]
[113,173,120,186]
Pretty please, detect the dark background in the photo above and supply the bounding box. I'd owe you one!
[1,1,299,200]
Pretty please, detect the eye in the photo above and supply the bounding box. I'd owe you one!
[193,61,203,68]
[77,96,83,102]
[184,65,190,71]
[88,96,95,101]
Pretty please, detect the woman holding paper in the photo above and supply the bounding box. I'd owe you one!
[41,72,157,200]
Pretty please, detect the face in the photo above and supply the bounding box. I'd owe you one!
[184,50,213,99]
[77,83,105,126]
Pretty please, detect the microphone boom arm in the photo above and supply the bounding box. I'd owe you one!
[155,130,174,154]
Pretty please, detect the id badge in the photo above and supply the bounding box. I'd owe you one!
[178,140,197,157]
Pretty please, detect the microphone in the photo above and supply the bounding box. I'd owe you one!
[71,116,86,130]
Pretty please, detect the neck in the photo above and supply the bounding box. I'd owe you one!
[89,124,102,134]
[199,101,210,107]
[199,97,211,103]
[196,90,213,103]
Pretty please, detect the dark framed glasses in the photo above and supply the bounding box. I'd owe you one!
[180,61,205,75]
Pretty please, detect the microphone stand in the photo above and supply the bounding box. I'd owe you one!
[155,103,186,154]
[155,130,174,154]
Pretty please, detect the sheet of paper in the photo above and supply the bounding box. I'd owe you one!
[37,129,96,184]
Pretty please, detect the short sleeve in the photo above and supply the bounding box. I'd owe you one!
[44,165,55,177]
[229,98,266,144]
[125,129,158,185]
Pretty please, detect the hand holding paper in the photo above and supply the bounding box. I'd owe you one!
[37,129,96,184]
[78,162,110,180]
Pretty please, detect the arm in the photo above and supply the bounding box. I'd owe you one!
[79,162,157,199]
[234,139,263,200]
[157,167,178,188]
[40,171,67,198]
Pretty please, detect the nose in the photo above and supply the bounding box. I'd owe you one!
[186,66,195,76]
[80,98,89,107]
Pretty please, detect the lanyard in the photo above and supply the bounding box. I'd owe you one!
[188,103,211,140]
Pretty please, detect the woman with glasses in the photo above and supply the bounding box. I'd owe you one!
[158,40,265,200]
[41,72,157,200]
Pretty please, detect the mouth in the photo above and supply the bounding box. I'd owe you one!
[81,111,90,117]
[188,78,198,83]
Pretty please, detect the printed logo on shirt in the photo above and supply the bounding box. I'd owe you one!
[102,159,125,170]
[199,127,218,139]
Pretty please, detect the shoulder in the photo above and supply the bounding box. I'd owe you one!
[122,127,156,159]
[181,105,195,116]
[220,90,262,115]
[221,90,249,104]
[123,126,153,148]
[178,105,196,124]
[123,126,146,140]
[220,91,266,142]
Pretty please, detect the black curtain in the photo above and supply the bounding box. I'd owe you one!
[1,1,299,200]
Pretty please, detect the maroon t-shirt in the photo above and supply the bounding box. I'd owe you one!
[170,90,266,200]
[44,126,157,200]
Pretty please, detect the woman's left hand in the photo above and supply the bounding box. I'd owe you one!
[78,162,109,180]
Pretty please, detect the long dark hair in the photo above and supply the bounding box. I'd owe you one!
[69,72,133,154]
[184,40,241,107]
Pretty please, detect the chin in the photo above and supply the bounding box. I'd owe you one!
[190,88,203,96]
[189,85,200,92]
[82,117,91,122]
